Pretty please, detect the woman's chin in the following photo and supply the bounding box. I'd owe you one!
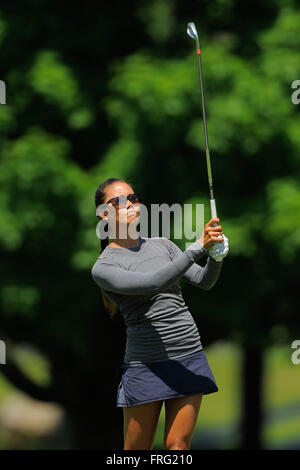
[127,215,140,227]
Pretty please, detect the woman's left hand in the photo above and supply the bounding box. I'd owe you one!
[208,234,229,262]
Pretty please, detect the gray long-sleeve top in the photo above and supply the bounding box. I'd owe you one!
[91,236,223,365]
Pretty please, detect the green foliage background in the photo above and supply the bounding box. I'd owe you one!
[0,0,299,449]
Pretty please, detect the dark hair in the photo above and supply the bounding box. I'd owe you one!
[95,177,135,319]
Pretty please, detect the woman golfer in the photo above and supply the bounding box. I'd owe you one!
[91,177,229,450]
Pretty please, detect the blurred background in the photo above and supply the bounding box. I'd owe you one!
[0,0,300,450]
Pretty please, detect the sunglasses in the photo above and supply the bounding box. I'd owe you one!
[105,193,142,210]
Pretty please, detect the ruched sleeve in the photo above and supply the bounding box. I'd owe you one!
[165,238,223,291]
[91,239,208,295]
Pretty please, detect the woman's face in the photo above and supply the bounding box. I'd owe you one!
[102,182,140,232]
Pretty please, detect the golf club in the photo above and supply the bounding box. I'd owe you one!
[187,21,225,246]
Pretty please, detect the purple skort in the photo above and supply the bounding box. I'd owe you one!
[116,348,219,407]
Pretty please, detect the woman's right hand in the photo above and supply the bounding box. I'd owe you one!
[198,218,224,250]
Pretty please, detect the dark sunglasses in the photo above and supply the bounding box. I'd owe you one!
[106,193,142,210]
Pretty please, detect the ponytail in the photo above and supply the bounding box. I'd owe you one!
[99,219,118,319]
[95,177,135,320]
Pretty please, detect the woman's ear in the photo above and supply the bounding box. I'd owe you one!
[96,206,108,219]
[101,211,108,221]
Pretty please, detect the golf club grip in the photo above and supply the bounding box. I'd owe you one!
[210,199,217,219]
[210,198,221,238]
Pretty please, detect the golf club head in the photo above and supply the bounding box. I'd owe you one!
[187,22,198,40]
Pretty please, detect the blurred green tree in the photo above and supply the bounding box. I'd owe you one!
[0,0,299,449]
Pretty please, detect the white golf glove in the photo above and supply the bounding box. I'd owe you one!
[208,234,229,262]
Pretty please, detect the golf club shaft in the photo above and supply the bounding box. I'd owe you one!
[196,50,217,220]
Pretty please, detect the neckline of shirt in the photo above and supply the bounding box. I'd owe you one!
[105,237,145,252]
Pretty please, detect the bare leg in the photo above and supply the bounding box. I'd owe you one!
[164,393,203,450]
[123,399,163,450]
